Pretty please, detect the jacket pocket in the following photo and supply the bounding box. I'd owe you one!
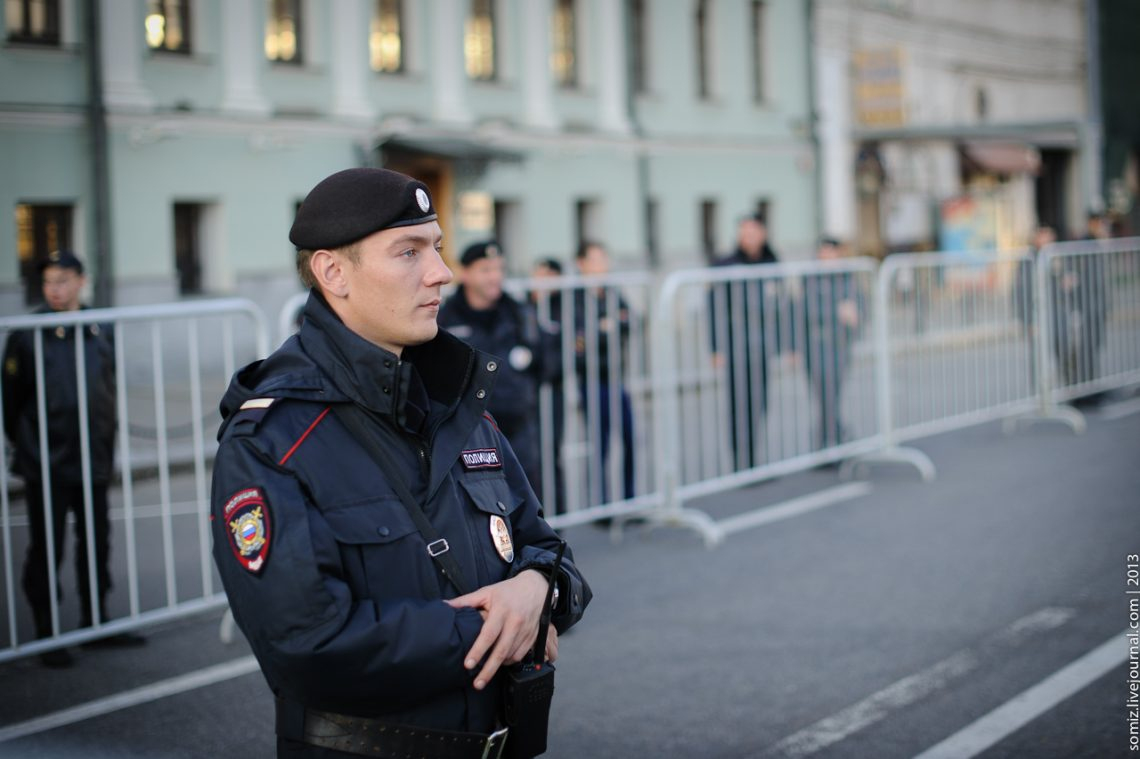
[457,475,521,518]
[322,498,418,544]
[320,498,435,600]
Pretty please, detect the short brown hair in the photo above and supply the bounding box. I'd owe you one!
[296,242,361,290]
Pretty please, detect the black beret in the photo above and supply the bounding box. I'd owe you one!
[39,250,85,274]
[289,168,438,250]
[459,240,503,267]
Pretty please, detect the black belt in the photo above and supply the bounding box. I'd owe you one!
[276,698,509,759]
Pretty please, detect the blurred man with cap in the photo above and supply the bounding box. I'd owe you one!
[2,250,137,667]
[438,240,557,501]
[211,168,589,758]
[709,214,782,470]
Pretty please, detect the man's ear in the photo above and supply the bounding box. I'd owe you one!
[311,249,348,298]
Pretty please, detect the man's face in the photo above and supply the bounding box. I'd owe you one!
[41,265,85,312]
[817,242,841,261]
[462,256,504,306]
[577,244,610,276]
[738,219,767,257]
[334,221,452,354]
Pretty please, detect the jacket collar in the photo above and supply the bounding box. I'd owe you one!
[298,291,477,428]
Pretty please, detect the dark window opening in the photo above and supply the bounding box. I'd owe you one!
[145,0,192,53]
[174,203,202,295]
[14,203,73,306]
[266,0,303,63]
[7,0,61,45]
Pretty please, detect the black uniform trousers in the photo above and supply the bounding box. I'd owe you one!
[23,478,112,633]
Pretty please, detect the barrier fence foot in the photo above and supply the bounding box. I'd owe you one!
[1002,406,1086,436]
[841,446,936,483]
[219,608,237,645]
[649,508,724,548]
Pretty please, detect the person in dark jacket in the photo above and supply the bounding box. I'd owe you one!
[530,258,568,514]
[2,250,138,667]
[438,241,556,500]
[573,241,635,503]
[710,214,781,470]
[801,238,861,451]
[210,168,590,758]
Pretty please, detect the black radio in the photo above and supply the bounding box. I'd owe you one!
[502,541,565,759]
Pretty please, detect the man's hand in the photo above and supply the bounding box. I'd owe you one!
[445,570,549,690]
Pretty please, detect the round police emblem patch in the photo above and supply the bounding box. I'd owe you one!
[224,487,271,574]
[489,514,514,563]
[415,187,430,213]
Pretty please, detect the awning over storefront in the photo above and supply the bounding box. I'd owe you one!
[378,134,523,163]
[961,142,1042,175]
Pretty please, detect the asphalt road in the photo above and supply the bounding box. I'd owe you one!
[0,393,1137,758]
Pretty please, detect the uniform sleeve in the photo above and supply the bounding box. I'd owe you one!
[211,436,484,712]
[2,331,31,443]
[494,427,592,634]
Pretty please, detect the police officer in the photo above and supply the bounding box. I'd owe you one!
[2,250,139,667]
[438,241,556,500]
[710,215,781,470]
[210,168,590,758]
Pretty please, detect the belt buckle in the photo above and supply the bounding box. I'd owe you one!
[481,727,509,759]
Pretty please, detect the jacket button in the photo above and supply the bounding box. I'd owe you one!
[476,389,486,399]
[377,526,390,537]
[496,501,507,512]
[383,386,391,394]
[384,360,392,368]
[486,361,497,372]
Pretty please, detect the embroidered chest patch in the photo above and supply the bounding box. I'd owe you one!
[461,448,501,471]
[224,487,271,574]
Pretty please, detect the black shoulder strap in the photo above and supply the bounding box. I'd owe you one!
[332,404,473,596]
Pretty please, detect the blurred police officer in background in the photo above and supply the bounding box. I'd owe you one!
[211,168,589,758]
[801,237,861,453]
[710,214,781,470]
[438,241,557,501]
[530,258,567,514]
[3,250,143,668]
[573,241,635,504]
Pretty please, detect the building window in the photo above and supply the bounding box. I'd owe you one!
[695,0,712,99]
[628,0,647,94]
[6,0,60,45]
[551,0,577,88]
[14,203,72,306]
[575,199,601,251]
[750,1,765,102]
[265,0,302,64]
[700,199,718,262]
[465,0,496,81]
[371,0,403,73]
[174,203,203,295]
[145,0,191,53]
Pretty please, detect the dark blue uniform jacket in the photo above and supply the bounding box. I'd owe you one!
[2,305,117,484]
[210,292,590,733]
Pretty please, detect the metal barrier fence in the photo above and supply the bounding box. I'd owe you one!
[506,273,662,530]
[1038,238,1140,406]
[0,299,268,662]
[4,243,1137,659]
[654,259,882,543]
[855,250,1053,480]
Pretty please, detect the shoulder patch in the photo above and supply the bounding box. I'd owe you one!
[227,398,282,437]
[224,487,271,574]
